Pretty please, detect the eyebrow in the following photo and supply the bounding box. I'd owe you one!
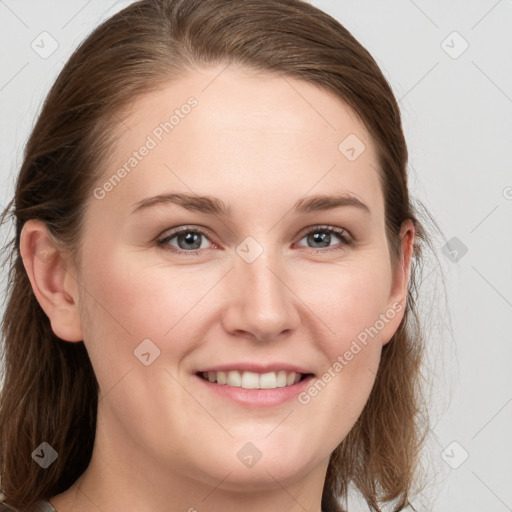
[130,191,371,216]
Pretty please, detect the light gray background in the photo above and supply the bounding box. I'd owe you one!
[0,1,511,511]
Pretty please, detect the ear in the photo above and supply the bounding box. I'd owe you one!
[19,219,83,342]
[380,219,415,346]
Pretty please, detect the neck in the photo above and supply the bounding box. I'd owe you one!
[50,409,329,512]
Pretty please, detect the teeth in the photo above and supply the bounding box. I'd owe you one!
[276,370,287,388]
[227,371,242,387]
[202,370,303,389]
[260,372,276,389]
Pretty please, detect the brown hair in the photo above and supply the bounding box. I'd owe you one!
[0,0,435,510]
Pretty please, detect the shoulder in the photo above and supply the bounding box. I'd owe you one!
[0,494,15,512]
[0,499,56,512]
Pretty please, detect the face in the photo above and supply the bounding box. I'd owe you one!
[44,65,412,493]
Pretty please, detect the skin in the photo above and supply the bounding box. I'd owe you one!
[20,64,414,512]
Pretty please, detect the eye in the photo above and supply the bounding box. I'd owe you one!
[157,224,354,255]
[157,226,215,254]
[295,225,353,252]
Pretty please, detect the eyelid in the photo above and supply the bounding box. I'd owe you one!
[297,224,353,242]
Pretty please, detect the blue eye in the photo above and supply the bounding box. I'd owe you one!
[157,225,354,255]
[158,227,213,254]
[295,225,353,253]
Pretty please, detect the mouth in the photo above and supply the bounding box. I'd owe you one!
[196,370,314,390]
[193,363,317,407]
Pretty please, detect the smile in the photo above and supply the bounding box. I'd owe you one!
[199,370,307,389]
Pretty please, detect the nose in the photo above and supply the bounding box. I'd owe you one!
[221,245,301,342]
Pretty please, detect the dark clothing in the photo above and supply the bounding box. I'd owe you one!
[0,500,56,511]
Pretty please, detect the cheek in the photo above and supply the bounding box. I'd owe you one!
[75,248,169,392]
[297,257,393,344]
[79,245,195,335]
[76,245,222,386]
[284,271,392,454]
[294,258,392,411]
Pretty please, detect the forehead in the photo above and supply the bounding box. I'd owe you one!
[93,65,384,221]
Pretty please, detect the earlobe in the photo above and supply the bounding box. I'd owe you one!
[381,219,415,346]
[19,219,83,342]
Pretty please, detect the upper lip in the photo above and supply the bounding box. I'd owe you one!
[196,363,314,375]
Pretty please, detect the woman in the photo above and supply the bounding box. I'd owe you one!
[0,0,433,510]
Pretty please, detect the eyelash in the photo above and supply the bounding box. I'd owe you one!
[157,225,354,255]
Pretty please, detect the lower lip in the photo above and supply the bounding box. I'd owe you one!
[195,374,315,407]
